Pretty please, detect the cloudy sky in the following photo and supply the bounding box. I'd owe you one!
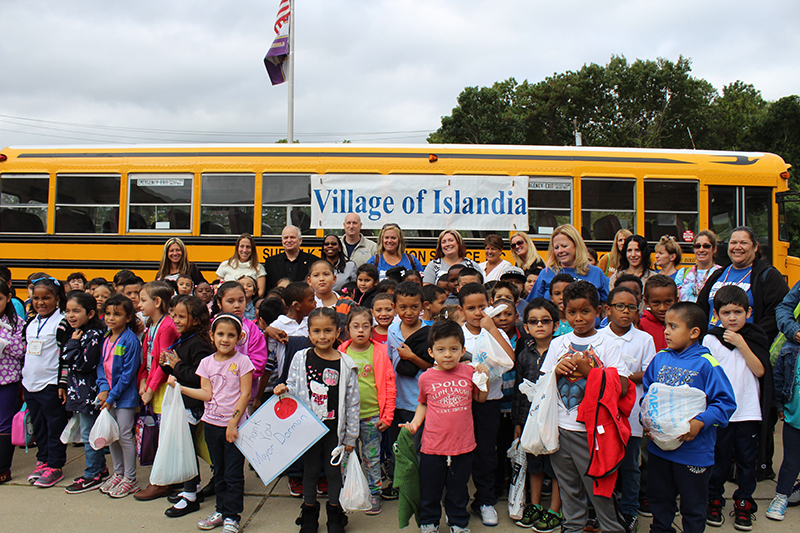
[2,0,799,148]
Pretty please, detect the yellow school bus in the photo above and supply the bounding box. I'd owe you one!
[0,144,795,285]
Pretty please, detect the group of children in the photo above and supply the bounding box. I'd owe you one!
[1,253,799,533]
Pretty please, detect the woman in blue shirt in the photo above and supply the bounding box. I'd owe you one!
[366,224,423,280]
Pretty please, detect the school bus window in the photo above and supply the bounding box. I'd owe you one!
[644,180,698,242]
[201,173,255,235]
[261,174,312,235]
[0,173,48,233]
[581,179,635,240]
[128,173,192,231]
[528,179,571,236]
[55,174,121,234]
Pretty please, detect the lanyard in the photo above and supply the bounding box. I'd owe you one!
[104,333,122,361]
[166,333,196,352]
[146,316,165,363]
[35,313,52,339]
[722,265,752,286]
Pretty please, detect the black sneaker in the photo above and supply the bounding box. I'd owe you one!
[622,513,639,533]
[584,506,599,532]
[515,504,544,528]
[707,498,724,527]
[381,486,399,500]
[638,499,652,518]
[732,499,756,531]
[542,477,552,497]
[65,475,103,494]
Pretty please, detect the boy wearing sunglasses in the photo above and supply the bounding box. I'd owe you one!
[600,286,657,533]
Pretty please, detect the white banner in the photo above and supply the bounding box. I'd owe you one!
[311,174,529,231]
[235,394,328,486]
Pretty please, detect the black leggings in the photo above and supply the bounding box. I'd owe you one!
[303,422,342,506]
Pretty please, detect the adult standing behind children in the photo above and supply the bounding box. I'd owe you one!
[510,232,546,273]
[321,234,356,293]
[155,238,206,286]
[480,234,515,282]
[526,225,609,303]
[698,226,789,344]
[367,224,423,281]
[676,230,722,302]
[423,230,483,285]
[264,226,320,291]
[609,235,656,291]
[703,285,770,531]
[339,213,377,268]
[597,229,633,278]
[215,234,267,298]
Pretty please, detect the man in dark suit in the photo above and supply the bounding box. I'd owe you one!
[265,225,320,290]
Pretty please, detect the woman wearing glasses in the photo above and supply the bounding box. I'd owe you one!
[479,234,515,282]
[509,232,545,273]
[674,230,721,302]
[366,224,423,281]
[422,230,483,285]
[697,226,789,342]
[321,234,356,292]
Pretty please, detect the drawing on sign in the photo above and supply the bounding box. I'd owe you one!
[235,394,328,486]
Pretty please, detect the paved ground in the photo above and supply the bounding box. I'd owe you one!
[3,424,799,533]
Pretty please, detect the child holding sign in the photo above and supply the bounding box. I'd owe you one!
[275,307,360,533]
[179,313,254,533]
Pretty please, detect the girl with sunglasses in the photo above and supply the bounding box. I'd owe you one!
[675,230,721,302]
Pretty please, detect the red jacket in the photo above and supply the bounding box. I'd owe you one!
[639,309,667,352]
[576,367,635,497]
[339,339,397,427]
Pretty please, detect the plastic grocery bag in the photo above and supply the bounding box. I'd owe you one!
[640,383,707,451]
[507,439,527,520]
[149,384,199,485]
[89,408,120,450]
[519,373,559,455]
[471,330,514,381]
[60,416,82,444]
[339,450,372,512]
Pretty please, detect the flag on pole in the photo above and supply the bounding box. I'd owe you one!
[264,0,291,85]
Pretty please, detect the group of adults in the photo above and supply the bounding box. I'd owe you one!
[154,215,791,346]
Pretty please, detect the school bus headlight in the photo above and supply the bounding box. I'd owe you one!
[0,153,6,162]
[429,154,438,163]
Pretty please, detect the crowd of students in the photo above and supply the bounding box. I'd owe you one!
[0,221,800,533]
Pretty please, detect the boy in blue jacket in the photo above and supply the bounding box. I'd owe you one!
[642,302,736,533]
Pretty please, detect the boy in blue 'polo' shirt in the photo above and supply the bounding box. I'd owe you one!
[642,302,736,533]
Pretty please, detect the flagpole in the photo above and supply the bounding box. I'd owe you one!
[287,0,295,143]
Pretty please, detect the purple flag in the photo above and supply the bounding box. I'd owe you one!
[264,0,290,85]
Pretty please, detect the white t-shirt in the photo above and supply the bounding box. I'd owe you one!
[541,329,630,432]
[268,315,309,381]
[215,261,267,282]
[462,325,511,401]
[600,326,656,437]
[479,259,515,282]
[702,335,761,422]
[21,310,64,393]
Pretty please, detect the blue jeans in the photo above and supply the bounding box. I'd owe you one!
[618,436,641,515]
[78,412,106,478]
[358,416,383,494]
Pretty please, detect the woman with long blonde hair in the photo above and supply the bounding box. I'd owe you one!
[597,229,633,278]
[155,237,205,285]
[510,232,545,272]
[526,224,609,303]
[366,223,423,280]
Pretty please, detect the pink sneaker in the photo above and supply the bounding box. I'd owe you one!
[33,467,63,488]
[109,478,140,498]
[27,461,47,484]
[99,474,122,494]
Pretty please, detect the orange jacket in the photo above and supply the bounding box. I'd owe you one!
[339,339,397,427]
[576,367,635,498]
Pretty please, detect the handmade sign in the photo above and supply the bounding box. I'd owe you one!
[235,394,328,486]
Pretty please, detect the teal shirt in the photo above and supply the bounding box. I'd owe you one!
[785,358,800,429]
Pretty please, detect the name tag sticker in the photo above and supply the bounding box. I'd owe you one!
[27,340,43,356]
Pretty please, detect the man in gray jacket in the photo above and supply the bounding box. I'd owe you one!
[339,213,377,267]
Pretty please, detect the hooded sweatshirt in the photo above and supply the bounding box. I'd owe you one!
[642,341,736,467]
[639,309,667,352]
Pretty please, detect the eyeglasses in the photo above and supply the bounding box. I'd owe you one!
[323,241,339,247]
[382,223,400,230]
[31,276,60,286]
[526,318,553,326]
[693,243,712,250]
[511,240,524,249]
[610,303,639,313]
[660,235,675,241]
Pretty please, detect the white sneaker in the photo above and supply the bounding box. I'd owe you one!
[221,518,239,533]
[789,480,800,506]
[450,526,471,533]
[421,525,438,533]
[479,505,498,526]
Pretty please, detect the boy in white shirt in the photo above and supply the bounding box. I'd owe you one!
[458,282,514,527]
[600,286,656,533]
[703,285,769,531]
[541,280,630,533]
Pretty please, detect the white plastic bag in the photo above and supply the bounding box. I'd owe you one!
[149,384,199,485]
[507,439,527,520]
[60,416,82,444]
[640,383,707,451]
[339,450,372,512]
[519,373,559,455]
[471,330,514,381]
[89,408,120,450]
